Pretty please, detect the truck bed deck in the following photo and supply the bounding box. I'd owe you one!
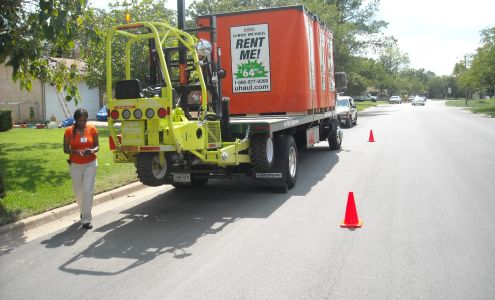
[228,111,335,135]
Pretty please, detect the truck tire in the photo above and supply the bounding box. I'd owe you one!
[328,123,342,150]
[251,135,274,172]
[274,135,298,190]
[136,152,170,186]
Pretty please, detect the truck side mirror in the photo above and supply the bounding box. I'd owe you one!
[335,72,347,94]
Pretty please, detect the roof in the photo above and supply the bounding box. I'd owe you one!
[48,57,87,74]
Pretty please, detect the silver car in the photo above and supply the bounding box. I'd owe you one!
[412,95,426,106]
[336,96,357,128]
[389,95,402,104]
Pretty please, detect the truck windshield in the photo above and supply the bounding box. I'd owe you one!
[337,99,348,106]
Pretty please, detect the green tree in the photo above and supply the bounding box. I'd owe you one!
[189,0,296,17]
[345,56,387,96]
[0,0,90,102]
[378,39,409,77]
[303,0,389,94]
[398,68,436,97]
[427,76,450,99]
[82,0,176,92]
[462,27,495,96]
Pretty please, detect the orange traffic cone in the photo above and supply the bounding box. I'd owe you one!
[368,130,375,142]
[340,192,363,228]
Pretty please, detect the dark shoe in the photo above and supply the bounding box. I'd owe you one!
[82,223,93,229]
[80,214,82,220]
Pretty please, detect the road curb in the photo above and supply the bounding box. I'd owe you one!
[0,181,145,237]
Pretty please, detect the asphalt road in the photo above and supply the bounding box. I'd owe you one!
[1,101,495,299]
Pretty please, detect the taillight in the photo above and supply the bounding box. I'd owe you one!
[134,109,142,119]
[157,107,167,118]
[145,108,154,118]
[110,110,119,120]
[122,109,131,119]
[109,134,121,150]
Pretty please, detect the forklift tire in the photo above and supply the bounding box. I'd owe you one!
[136,152,171,186]
[328,123,342,151]
[274,135,298,190]
[251,135,275,172]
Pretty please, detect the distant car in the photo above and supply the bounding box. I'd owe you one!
[412,96,426,106]
[389,95,402,104]
[58,117,75,128]
[336,96,357,128]
[96,105,108,121]
[358,94,377,102]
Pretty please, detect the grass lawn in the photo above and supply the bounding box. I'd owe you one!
[355,100,387,111]
[445,98,495,117]
[0,127,137,225]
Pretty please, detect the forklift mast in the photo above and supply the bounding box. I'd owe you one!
[144,0,225,121]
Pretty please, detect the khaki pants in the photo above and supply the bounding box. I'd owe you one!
[69,160,97,224]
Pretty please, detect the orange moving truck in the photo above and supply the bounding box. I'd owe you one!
[105,4,344,192]
[197,6,337,115]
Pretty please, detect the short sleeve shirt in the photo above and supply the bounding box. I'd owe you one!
[64,125,98,164]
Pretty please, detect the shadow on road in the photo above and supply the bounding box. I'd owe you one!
[40,223,87,248]
[52,146,339,276]
[358,108,391,118]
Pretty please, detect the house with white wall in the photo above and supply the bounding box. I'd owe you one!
[0,59,102,123]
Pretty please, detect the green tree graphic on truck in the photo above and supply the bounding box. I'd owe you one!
[235,60,269,78]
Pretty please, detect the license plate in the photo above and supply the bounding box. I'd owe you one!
[255,173,283,179]
[173,173,191,183]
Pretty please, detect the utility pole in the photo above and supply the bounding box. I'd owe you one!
[464,55,468,106]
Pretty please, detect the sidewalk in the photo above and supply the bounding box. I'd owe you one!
[0,181,146,238]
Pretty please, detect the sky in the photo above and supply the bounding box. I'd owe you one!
[91,0,495,76]
[378,0,495,75]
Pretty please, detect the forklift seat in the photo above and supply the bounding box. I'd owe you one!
[115,79,144,99]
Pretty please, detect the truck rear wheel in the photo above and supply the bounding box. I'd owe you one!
[136,152,170,186]
[328,123,342,150]
[251,135,274,172]
[274,135,298,190]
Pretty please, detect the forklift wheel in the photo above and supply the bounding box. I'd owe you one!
[136,153,170,186]
[251,135,274,172]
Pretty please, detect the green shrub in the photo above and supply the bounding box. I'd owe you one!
[29,106,35,119]
[0,173,5,198]
[0,110,13,132]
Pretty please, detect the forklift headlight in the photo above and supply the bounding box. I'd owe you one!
[145,108,154,118]
[133,109,142,119]
[196,39,212,58]
[122,109,131,119]
[221,151,228,161]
